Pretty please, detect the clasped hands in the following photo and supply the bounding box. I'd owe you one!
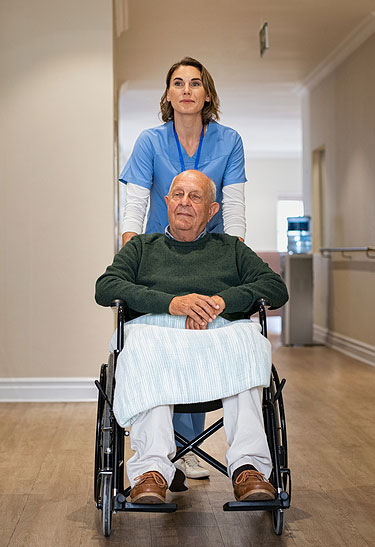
[169,293,226,330]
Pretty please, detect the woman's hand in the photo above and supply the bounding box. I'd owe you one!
[122,232,138,246]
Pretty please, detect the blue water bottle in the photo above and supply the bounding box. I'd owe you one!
[287,216,312,254]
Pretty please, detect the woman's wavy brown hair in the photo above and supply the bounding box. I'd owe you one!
[160,57,220,125]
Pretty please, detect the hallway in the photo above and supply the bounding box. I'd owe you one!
[2,342,374,547]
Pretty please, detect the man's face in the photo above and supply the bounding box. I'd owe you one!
[165,172,219,242]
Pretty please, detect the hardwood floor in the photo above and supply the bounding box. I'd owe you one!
[1,342,374,546]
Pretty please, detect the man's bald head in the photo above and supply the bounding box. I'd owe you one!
[169,170,217,203]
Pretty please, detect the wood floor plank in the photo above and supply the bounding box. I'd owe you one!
[7,494,88,547]
[0,495,29,547]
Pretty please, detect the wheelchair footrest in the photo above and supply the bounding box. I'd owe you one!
[223,492,290,512]
[117,501,178,513]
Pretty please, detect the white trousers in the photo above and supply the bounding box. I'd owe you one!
[127,387,272,488]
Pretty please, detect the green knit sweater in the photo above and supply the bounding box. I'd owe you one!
[95,233,288,321]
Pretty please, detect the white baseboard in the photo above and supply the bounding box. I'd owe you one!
[0,377,98,402]
[313,325,375,367]
[313,324,328,345]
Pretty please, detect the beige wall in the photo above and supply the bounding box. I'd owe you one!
[244,157,302,252]
[0,0,115,378]
[303,34,375,347]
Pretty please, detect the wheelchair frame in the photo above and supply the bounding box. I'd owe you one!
[94,298,291,537]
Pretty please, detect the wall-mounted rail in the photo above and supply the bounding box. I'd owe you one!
[320,246,375,259]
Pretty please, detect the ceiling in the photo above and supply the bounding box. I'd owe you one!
[115,0,375,158]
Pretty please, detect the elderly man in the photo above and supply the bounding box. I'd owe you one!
[96,169,288,504]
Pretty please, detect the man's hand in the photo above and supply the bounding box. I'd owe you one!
[122,231,138,246]
[185,317,208,330]
[211,294,226,315]
[169,293,221,326]
[169,294,225,330]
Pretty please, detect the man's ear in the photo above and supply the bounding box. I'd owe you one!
[208,202,220,221]
[165,195,169,207]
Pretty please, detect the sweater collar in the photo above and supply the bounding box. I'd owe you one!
[164,225,207,242]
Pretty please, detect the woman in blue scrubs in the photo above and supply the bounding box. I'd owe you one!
[119,57,247,482]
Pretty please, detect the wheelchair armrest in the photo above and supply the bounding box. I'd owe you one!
[247,297,270,317]
[249,298,271,338]
[254,297,271,311]
[111,299,126,309]
[111,300,127,352]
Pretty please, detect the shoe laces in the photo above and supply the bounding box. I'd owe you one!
[134,471,166,487]
[183,452,200,466]
[234,470,266,485]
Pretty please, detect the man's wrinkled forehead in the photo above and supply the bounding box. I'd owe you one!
[169,174,209,196]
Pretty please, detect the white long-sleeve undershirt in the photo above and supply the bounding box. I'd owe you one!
[121,182,246,239]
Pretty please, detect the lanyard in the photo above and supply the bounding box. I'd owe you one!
[173,124,205,172]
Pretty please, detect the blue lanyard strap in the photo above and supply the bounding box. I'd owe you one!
[173,124,205,172]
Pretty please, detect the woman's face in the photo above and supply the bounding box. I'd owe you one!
[166,65,210,118]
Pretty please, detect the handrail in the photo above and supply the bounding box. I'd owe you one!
[320,246,375,259]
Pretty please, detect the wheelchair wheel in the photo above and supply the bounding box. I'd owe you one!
[101,474,113,537]
[272,508,284,535]
[99,355,115,535]
[270,365,288,471]
[94,364,107,505]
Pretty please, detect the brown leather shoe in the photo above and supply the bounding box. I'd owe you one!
[233,469,276,501]
[130,471,167,504]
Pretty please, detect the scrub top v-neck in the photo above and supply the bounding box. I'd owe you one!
[119,120,247,234]
[173,123,204,172]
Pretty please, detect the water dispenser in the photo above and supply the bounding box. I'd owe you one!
[287,216,311,254]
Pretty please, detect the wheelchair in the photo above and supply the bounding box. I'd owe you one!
[94,298,291,537]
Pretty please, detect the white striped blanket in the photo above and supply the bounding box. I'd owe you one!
[111,314,272,428]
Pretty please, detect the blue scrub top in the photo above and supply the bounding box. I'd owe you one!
[119,120,247,234]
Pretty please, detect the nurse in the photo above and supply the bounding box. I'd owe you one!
[119,57,247,482]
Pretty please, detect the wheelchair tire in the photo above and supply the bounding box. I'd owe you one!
[94,364,107,505]
[101,474,113,537]
[272,508,284,535]
[270,365,288,470]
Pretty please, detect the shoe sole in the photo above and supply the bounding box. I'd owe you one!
[236,490,276,502]
[186,474,210,480]
[130,493,166,504]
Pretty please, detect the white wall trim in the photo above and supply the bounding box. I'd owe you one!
[296,12,375,93]
[0,378,98,402]
[313,325,375,367]
[313,324,328,345]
